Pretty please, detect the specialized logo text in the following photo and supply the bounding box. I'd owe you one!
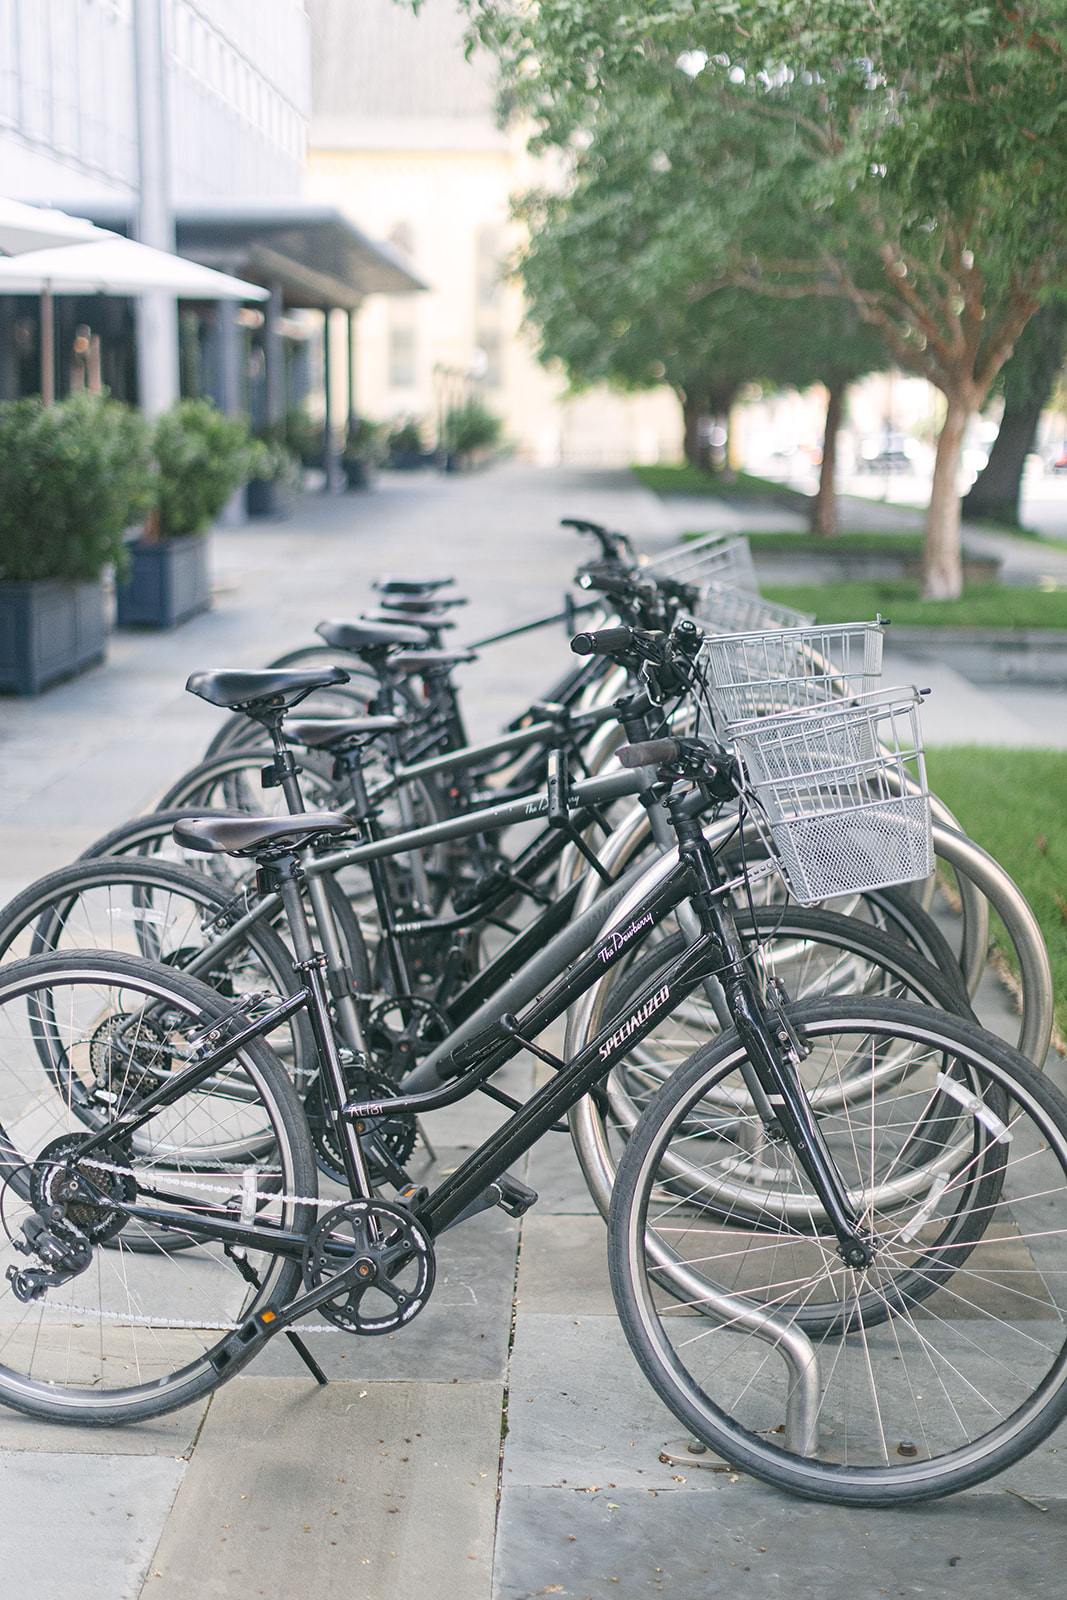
[598,985,670,1060]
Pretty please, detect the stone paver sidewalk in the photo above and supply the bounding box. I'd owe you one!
[0,464,1065,1600]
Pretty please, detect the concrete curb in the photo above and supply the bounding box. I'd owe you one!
[886,626,1067,685]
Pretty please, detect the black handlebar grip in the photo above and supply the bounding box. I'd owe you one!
[570,627,635,657]
[583,570,637,598]
[618,739,680,769]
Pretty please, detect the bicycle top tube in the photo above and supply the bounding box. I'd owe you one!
[367,701,620,795]
[306,766,646,879]
[461,597,602,652]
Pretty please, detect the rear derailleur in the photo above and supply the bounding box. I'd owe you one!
[5,1134,134,1303]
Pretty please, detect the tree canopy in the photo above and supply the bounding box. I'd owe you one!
[452,0,1067,594]
[513,71,887,525]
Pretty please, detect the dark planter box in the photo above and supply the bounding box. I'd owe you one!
[115,533,210,630]
[342,457,374,490]
[246,477,296,519]
[0,577,108,695]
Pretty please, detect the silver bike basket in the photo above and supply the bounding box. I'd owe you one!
[694,585,815,637]
[642,533,759,592]
[729,688,932,904]
[703,620,884,723]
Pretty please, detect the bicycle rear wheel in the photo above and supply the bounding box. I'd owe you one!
[609,998,1067,1505]
[0,856,318,1124]
[0,951,315,1425]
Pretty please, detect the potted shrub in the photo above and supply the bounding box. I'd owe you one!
[246,436,303,519]
[386,416,428,470]
[341,415,384,490]
[285,406,325,470]
[0,393,153,694]
[442,399,502,472]
[116,400,256,630]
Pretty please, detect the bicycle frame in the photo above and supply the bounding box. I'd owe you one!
[74,802,871,1271]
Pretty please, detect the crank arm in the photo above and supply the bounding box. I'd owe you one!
[211,1253,373,1375]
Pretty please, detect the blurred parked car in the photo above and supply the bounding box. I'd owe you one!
[856,433,916,473]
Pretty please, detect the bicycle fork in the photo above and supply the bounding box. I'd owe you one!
[677,819,876,1270]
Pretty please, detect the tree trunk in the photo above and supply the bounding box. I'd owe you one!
[810,378,845,537]
[682,393,707,470]
[922,389,973,600]
[961,303,1067,526]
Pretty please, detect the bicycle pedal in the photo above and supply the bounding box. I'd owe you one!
[395,1184,429,1212]
[488,1173,538,1218]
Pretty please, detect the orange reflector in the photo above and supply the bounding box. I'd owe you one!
[261,1310,276,1323]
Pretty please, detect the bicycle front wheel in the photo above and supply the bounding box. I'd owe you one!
[609,997,1067,1505]
[0,951,316,1425]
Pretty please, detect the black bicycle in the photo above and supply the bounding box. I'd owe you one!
[1,721,1066,1509]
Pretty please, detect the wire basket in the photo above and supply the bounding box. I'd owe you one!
[702,620,884,723]
[642,534,759,592]
[729,688,932,904]
[694,584,815,637]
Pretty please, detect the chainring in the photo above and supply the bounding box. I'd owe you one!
[301,1198,435,1335]
[30,1134,136,1245]
[305,1064,417,1186]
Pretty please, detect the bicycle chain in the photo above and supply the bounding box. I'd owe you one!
[27,1154,400,1333]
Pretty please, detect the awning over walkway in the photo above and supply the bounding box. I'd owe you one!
[54,200,427,310]
[175,203,427,309]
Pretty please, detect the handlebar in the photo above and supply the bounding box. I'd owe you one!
[561,517,634,563]
[570,626,650,658]
[617,739,682,768]
[618,736,740,796]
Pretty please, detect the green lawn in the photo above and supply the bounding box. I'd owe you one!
[924,748,1067,1042]
[632,462,808,507]
[761,580,1067,629]
[738,531,926,557]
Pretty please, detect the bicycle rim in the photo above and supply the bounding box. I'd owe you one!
[609,998,1067,1504]
[0,952,315,1423]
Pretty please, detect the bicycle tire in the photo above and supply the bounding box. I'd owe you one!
[569,907,976,1220]
[0,856,318,1126]
[608,997,1067,1505]
[0,950,315,1425]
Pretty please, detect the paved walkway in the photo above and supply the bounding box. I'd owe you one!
[1,465,1066,1600]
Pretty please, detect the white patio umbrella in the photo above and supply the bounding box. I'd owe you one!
[0,235,268,299]
[0,235,268,402]
[0,198,111,257]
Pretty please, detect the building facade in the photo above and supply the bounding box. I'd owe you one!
[0,0,309,212]
[0,0,417,438]
[306,0,682,465]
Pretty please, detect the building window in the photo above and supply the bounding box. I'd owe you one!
[389,323,416,388]
[475,224,505,307]
[475,328,503,389]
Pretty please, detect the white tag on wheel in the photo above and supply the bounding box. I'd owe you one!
[935,1071,1012,1144]
[240,1168,258,1224]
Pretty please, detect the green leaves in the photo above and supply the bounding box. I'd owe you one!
[152,400,258,537]
[0,394,153,583]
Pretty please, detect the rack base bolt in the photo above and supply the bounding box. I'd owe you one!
[687,1441,708,1455]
